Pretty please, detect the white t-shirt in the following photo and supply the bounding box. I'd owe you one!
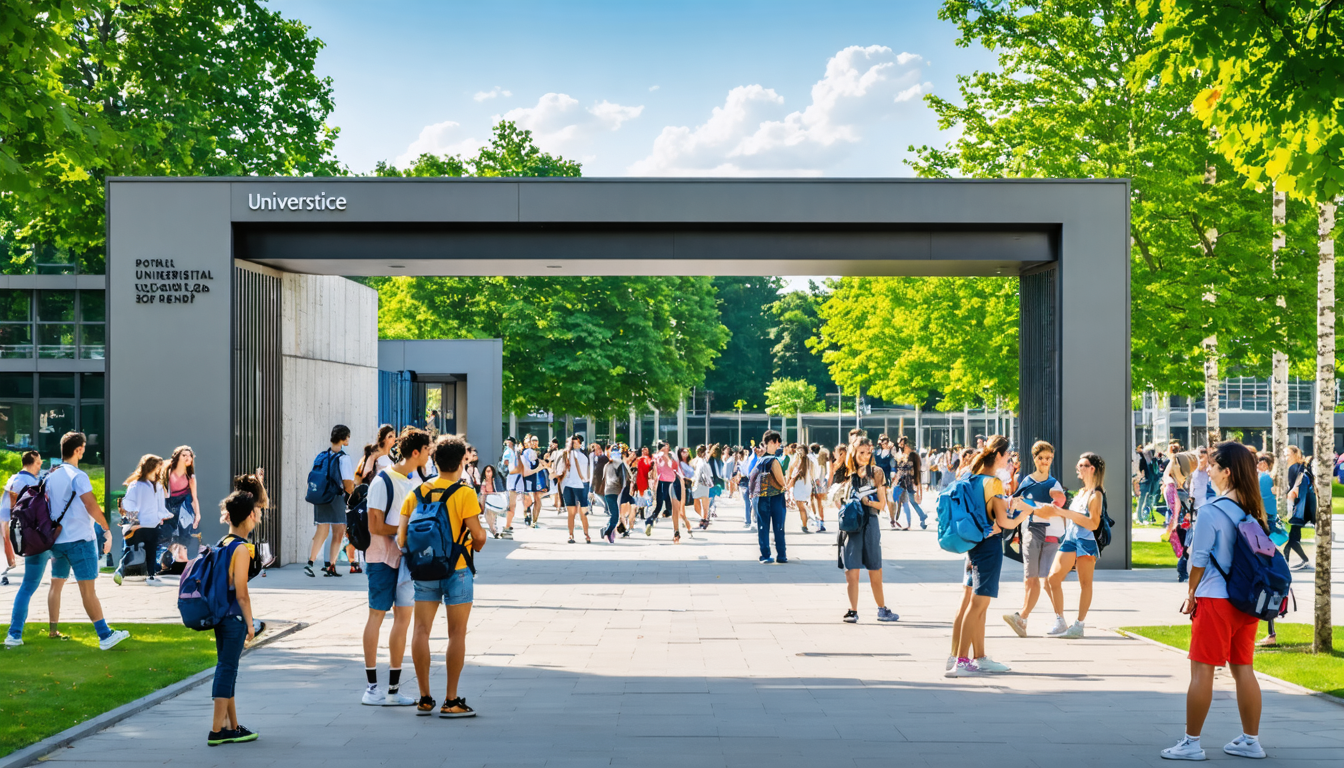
[375,454,393,472]
[365,468,419,568]
[331,449,355,483]
[560,449,591,489]
[123,480,169,528]
[47,463,96,544]
[1,470,38,522]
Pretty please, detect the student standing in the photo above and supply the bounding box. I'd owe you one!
[892,436,927,529]
[501,437,520,530]
[400,436,486,718]
[1003,441,1066,638]
[360,428,431,707]
[946,435,1027,677]
[754,431,789,564]
[1161,442,1268,761]
[162,446,202,566]
[1256,452,1281,646]
[1282,445,1315,570]
[1033,452,1106,639]
[811,445,828,530]
[691,445,715,529]
[207,490,262,746]
[839,438,900,623]
[873,436,898,528]
[601,445,630,542]
[114,454,170,586]
[785,443,814,534]
[1163,452,1198,583]
[1,450,41,585]
[306,426,355,578]
[557,434,592,543]
[5,433,128,649]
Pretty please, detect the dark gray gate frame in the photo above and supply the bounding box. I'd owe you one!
[107,177,1132,567]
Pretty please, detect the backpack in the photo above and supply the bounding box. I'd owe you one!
[345,471,392,552]
[936,475,995,554]
[178,538,247,631]
[305,449,346,505]
[8,477,75,557]
[403,482,474,581]
[1092,489,1115,553]
[1206,498,1292,620]
[746,455,780,500]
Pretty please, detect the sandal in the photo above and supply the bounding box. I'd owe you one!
[585,534,591,544]
[673,532,681,543]
[48,631,70,641]
[568,536,575,544]
[416,696,436,716]
[439,697,476,718]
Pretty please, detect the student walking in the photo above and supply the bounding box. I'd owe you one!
[892,436,927,529]
[207,490,263,746]
[946,435,1028,677]
[1002,441,1066,637]
[839,438,900,623]
[692,445,715,529]
[753,431,789,563]
[1,450,41,586]
[1161,442,1269,761]
[810,445,828,531]
[1282,445,1315,570]
[1257,452,1282,646]
[557,434,592,543]
[399,436,485,718]
[114,454,171,586]
[645,442,679,537]
[1032,452,1106,639]
[1163,452,1198,583]
[306,426,355,578]
[162,446,202,567]
[786,443,814,534]
[600,444,628,542]
[5,433,129,649]
[361,428,432,707]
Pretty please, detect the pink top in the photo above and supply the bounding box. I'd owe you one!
[654,454,678,482]
[168,472,191,496]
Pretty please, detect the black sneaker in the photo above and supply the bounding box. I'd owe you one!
[843,610,859,624]
[226,725,258,743]
[303,564,315,577]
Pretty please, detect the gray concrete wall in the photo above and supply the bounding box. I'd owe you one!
[377,339,503,470]
[280,274,378,565]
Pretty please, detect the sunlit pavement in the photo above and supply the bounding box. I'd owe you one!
[4,500,1342,767]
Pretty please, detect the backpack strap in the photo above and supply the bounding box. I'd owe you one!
[1203,496,1248,580]
[52,470,79,528]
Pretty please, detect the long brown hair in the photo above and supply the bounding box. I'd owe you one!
[845,437,874,480]
[971,435,1010,475]
[124,454,163,488]
[164,445,194,480]
[1211,441,1268,532]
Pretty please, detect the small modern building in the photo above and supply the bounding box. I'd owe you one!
[377,338,503,462]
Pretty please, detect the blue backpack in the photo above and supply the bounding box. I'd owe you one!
[936,475,995,553]
[178,539,246,631]
[403,482,474,581]
[1206,498,1292,620]
[305,449,346,505]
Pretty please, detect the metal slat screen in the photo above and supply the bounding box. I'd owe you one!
[1019,267,1061,460]
[232,267,283,562]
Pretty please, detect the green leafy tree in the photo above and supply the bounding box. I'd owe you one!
[768,283,835,398]
[703,276,782,410]
[763,378,825,416]
[375,120,580,179]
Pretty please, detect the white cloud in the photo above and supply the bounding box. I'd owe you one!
[394,120,486,167]
[498,93,643,151]
[649,85,660,92]
[472,86,512,102]
[629,45,930,176]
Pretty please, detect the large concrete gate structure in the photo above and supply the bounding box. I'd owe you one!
[107,178,1131,566]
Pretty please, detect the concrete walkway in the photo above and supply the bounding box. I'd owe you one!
[4,502,1341,767]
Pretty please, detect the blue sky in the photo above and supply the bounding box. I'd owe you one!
[271,0,995,178]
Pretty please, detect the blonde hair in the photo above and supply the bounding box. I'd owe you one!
[971,435,1010,475]
[1285,445,1305,465]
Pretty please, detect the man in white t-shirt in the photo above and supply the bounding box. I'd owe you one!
[360,427,432,707]
[306,425,356,578]
[1,449,40,583]
[4,433,130,650]
[557,434,591,543]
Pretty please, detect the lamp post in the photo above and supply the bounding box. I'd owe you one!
[734,399,746,447]
[705,389,714,446]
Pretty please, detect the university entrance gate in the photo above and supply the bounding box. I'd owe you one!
[107,178,1132,566]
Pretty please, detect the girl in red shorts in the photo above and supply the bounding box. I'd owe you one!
[1161,441,1268,762]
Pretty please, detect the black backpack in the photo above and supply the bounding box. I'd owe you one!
[1093,489,1114,553]
[345,472,393,552]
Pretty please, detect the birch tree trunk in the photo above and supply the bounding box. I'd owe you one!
[1312,200,1335,655]
[1271,190,1291,516]
[1202,162,1221,446]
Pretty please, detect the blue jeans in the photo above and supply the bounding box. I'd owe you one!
[212,615,247,699]
[756,494,787,561]
[893,487,926,525]
[602,494,620,534]
[7,550,53,639]
[1136,479,1160,523]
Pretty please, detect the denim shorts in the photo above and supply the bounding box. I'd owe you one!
[561,486,588,508]
[1059,535,1100,559]
[367,562,414,611]
[964,535,1004,598]
[50,539,99,581]
[840,514,882,571]
[413,568,474,606]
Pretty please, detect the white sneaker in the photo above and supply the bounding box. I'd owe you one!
[942,659,984,678]
[1061,621,1085,639]
[1003,612,1028,638]
[361,687,385,706]
[1223,736,1265,759]
[145,576,165,586]
[382,691,417,706]
[945,654,956,671]
[4,633,22,648]
[1162,736,1207,760]
[1045,616,1069,636]
[974,656,1011,673]
[98,629,131,650]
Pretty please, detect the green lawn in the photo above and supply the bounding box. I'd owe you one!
[0,623,217,757]
[1122,623,1344,699]
[1132,540,1178,568]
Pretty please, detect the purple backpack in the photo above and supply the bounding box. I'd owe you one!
[8,478,76,557]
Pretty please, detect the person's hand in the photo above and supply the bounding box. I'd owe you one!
[193,513,201,529]
[103,537,112,555]
[245,622,255,645]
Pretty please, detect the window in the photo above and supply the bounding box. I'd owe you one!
[0,290,32,358]
[0,289,105,359]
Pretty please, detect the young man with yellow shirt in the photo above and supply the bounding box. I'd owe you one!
[397,434,486,718]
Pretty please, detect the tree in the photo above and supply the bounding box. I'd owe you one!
[763,378,825,416]
[768,283,835,398]
[375,120,580,179]
[1145,0,1342,654]
[4,0,341,272]
[703,276,782,410]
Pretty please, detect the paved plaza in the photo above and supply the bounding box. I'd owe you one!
[5,505,1342,767]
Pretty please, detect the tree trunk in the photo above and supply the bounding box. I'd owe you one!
[1202,161,1221,446]
[1271,189,1291,517]
[1312,199,1336,655]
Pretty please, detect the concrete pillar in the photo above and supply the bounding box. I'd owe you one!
[653,407,660,446]
[915,406,923,452]
[585,414,595,442]
[962,406,970,447]
[677,394,687,448]
[630,407,639,448]
[509,411,518,440]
